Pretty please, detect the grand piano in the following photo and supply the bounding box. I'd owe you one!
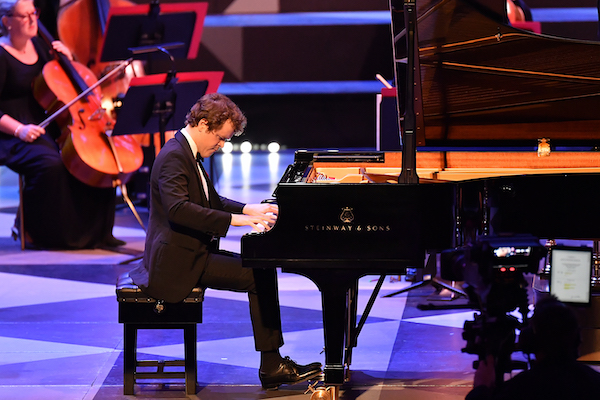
[242,0,600,389]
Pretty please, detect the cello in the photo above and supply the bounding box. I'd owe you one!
[57,0,162,157]
[33,21,143,189]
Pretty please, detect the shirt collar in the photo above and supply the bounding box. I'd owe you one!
[180,127,199,159]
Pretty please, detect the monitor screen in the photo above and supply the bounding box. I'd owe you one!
[549,246,593,305]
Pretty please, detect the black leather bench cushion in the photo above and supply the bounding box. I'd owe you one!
[116,272,204,303]
[116,272,203,324]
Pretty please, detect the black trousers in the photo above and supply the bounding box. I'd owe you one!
[199,250,284,352]
[3,134,115,249]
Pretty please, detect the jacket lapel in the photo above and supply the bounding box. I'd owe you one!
[174,131,209,205]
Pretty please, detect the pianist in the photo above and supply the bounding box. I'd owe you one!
[129,93,322,389]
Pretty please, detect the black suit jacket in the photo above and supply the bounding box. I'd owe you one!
[130,131,244,302]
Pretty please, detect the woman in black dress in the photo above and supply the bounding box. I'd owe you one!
[0,0,122,249]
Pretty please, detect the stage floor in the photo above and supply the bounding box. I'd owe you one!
[0,151,584,400]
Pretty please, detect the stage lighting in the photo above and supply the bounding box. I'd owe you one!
[221,142,233,153]
[268,142,280,153]
[240,141,252,153]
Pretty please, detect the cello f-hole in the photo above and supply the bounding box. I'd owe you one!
[77,109,86,128]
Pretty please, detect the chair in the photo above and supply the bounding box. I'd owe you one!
[10,174,25,250]
[116,272,204,395]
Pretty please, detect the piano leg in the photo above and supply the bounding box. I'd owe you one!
[344,280,359,380]
[320,275,354,384]
[284,268,364,386]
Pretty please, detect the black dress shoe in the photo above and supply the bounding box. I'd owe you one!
[259,356,322,390]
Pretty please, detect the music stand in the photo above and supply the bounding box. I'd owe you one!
[97,1,208,63]
[112,71,223,139]
[113,71,223,178]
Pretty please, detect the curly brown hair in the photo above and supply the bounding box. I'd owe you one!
[185,93,246,136]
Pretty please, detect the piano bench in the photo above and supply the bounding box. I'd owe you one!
[116,272,204,395]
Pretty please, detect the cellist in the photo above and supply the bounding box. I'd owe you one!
[0,0,124,249]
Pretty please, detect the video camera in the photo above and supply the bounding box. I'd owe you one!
[440,235,546,384]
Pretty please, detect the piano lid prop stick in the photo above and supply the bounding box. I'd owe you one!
[376,74,393,89]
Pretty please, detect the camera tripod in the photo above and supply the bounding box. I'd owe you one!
[383,252,470,309]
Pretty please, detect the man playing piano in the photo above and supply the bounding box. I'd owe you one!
[129,93,322,389]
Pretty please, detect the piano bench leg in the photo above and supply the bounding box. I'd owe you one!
[122,323,198,395]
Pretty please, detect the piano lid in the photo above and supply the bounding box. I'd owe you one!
[391,0,600,147]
